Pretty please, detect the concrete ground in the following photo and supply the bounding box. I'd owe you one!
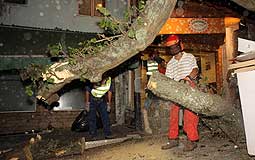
[0,125,255,160]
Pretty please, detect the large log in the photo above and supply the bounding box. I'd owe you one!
[147,72,231,116]
[230,0,255,12]
[37,0,177,100]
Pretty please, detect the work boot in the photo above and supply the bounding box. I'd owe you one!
[89,135,98,141]
[161,139,179,150]
[105,134,116,139]
[183,140,197,152]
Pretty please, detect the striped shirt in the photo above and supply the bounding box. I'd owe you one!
[165,52,198,81]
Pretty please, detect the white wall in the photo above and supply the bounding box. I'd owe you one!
[0,0,103,33]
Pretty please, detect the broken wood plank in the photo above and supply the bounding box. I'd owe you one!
[0,148,13,155]
[234,65,255,73]
[228,59,255,70]
[147,72,230,116]
[82,134,141,150]
[235,51,255,62]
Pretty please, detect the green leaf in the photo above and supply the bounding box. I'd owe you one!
[137,16,143,25]
[47,43,62,57]
[128,29,136,38]
[138,0,145,11]
[47,78,55,84]
[124,10,130,21]
[90,38,97,43]
[99,19,107,28]
[25,86,33,97]
[96,7,111,16]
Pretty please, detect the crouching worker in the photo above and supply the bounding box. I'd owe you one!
[85,76,114,140]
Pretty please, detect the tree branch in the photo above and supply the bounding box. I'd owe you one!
[37,0,177,100]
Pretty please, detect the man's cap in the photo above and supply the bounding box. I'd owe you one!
[165,35,180,46]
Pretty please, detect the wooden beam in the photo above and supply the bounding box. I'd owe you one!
[234,65,255,73]
[222,23,239,101]
[128,70,135,110]
[159,18,225,34]
[228,59,255,70]
[216,46,224,94]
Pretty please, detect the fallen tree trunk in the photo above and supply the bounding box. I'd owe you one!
[146,72,245,142]
[231,0,255,12]
[147,72,231,116]
[37,0,177,100]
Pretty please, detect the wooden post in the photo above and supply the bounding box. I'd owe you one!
[123,71,129,123]
[140,58,153,133]
[134,64,142,130]
[216,46,224,94]
[128,70,135,110]
[114,74,123,125]
[115,71,129,125]
[223,24,239,100]
[140,60,148,110]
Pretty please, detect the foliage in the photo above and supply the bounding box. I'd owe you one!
[127,28,136,39]
[47,43,63,57]
[25,85,33,97]
[67,37,109,65]
[23,64,49,96]
[138,0,146,11]
[98,18,122,35]
[97,0,145,38]
[47,0,146,60]
[96,7,111,16]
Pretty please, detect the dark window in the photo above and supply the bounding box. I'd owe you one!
[79,0,91,16]
[0,70,36,112]
[79,0,105,16]
[4,0,27,4]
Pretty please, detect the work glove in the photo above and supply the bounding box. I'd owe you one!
[180,76,197,88]
[85,102,90,112]
[179,76,193,84]
[107,103,111,113]
[179,79,189,84]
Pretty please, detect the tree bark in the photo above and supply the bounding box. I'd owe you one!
[38,0,177,100]
[230,0,255,12]
[147,72,245,142]
[147,72,231,116]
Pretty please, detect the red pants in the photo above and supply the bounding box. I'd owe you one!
[168,81,199,141]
